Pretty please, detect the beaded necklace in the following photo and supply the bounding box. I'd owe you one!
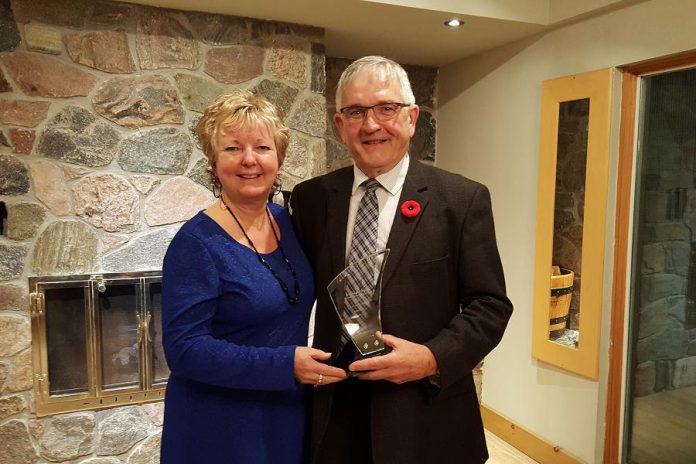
[221,198,300,304]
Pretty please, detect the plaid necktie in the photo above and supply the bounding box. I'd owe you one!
[339,178,380,349]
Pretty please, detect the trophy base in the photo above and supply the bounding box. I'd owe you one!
[351,329,389,357]
[346,344,392,377]
[356,343,392,357]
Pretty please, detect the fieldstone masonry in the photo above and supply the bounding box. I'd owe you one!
[0,0,20,53]
[204,45,265,84]
[0,153,29,194]
[253,78,300,116]
[0,0,438,461]
[96,407,150,455]
[92,75,184,128]
[174,73,229,113]
[266,40,309,88]
[0,362,9,389]
[9,128,34,154]
[6,202,45,240]
[0,394,27,421]
[36,413,96,461]
[186,158,214,191]
[64,31,136,74]
[23,23,63,55]
[102,228,177,274]
[89,2,131,27]
[117,127,192,175]
[126,432,162,464]
[0,314,30,356]
[129,176,161,195]
[5,349,32,393]
[31,221,99,275]
[145,177,214,226]
[289,93,327,138]
[0,100,50,127]
[187,11,249,45]
[136,10,200,71]
[29,161,73,215]
[72,174,140,232]
[0,283,29,311]
[38,106,120,167]
[0,420,39,464]
[0,243,27,280]
[1,52,96,98]
[0,69,12,92]
[11,0,89,28]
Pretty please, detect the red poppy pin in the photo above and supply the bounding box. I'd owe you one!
[400,200,421,218]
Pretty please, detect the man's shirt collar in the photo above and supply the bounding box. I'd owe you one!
[351,154,410,196]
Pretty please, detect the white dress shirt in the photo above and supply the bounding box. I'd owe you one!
[345,154,410,263]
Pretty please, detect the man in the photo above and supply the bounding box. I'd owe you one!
[290,56,513,464]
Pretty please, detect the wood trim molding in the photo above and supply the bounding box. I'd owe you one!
[622,49,696,76]
[603,71,637,464]
[481,404,583,464]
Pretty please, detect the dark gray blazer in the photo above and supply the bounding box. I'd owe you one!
[290,159,513,464]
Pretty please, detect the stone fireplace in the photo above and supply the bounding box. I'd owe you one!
[29,271,167,418]
[0,0,437,462]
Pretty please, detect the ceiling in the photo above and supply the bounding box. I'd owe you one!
[120,0,639,66]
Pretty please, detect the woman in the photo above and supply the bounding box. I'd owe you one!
[160,90,346,463]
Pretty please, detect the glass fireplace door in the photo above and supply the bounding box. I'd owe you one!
[94,278,142,392]
[41,282,90,398]
[30,271,167,416]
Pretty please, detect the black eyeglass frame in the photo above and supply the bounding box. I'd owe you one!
[338,102,412,121]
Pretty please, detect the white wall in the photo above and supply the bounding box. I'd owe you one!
[437,1,696,462]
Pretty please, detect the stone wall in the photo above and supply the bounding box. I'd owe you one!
[0,0,326,462]
[632,69,696,398]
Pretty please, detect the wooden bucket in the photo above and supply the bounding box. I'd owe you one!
[549,266,574,338]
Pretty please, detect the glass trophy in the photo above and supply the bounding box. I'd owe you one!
[327,249,390,358]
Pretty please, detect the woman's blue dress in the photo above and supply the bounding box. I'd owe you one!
[160,204,315,464]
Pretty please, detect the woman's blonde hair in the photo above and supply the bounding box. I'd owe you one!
[196,90,290,192]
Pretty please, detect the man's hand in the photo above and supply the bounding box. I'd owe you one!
[348,334,438,384]
[294,347,348,386]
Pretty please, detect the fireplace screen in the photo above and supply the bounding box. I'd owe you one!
[29,271,168,416]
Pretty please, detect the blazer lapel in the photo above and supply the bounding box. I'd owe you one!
[383,160,430,287]
[325,168,354,278]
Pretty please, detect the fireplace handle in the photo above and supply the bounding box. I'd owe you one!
[137,313,153,343]
[30,292,44,317]
[145,313,152,342]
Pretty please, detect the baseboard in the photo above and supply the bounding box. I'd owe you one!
[481,404,584,464]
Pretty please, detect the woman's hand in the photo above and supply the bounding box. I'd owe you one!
[294,347,348,387]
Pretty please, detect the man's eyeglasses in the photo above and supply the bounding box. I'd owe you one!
[338,102,411,122]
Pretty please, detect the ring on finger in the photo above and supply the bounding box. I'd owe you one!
[314,373,324,387]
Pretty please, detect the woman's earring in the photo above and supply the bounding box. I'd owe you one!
[211,174,222,198]
[272,177,283,196]
[270,177,285,206]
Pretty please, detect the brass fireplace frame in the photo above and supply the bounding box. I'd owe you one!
[29,271,167,417]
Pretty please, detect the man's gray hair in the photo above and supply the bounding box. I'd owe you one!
[335,56,415,110]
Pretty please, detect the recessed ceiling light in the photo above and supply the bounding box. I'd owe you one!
[444,18,464,27]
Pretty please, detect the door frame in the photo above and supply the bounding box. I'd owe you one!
[603,49,696,463]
